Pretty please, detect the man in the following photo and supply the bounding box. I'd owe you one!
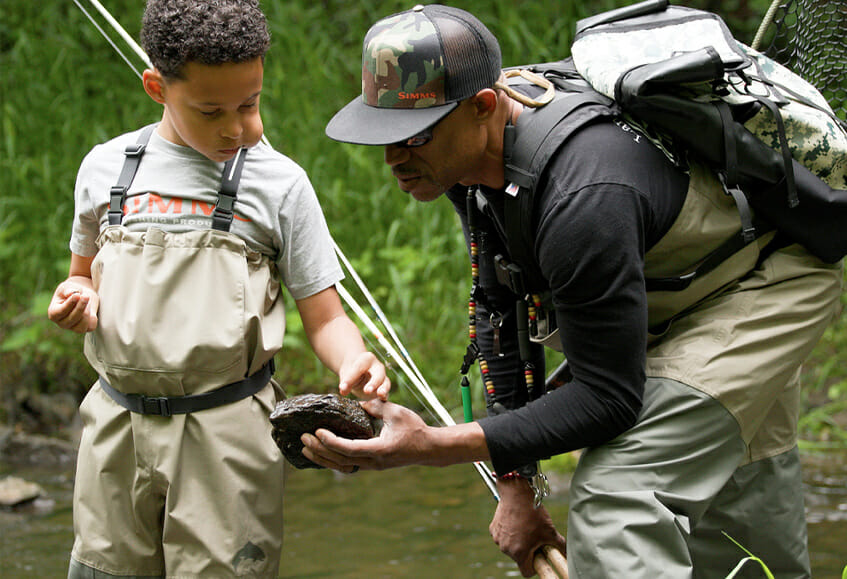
[304,4,842,578]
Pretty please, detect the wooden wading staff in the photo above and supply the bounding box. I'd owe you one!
[461,377,568,578]
[534,545,569,578]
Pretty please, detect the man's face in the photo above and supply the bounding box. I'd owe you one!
[155,58,265,163]
[383,101,485,202]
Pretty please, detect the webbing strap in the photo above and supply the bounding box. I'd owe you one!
[644,218,771,292]
[715,101,739,187]
[752,93,799,207]
[212,147,248,232]
[98,360,274,417]
[108,125,156,226]
[504,91,614,191]
[106,126,248,232]
[501,89,616,288]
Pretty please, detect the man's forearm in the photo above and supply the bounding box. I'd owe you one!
[424,421,491,466]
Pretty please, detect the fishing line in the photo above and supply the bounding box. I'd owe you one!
[333,240,429,387]
[72,0,144,79]
[358,328,443,426]
[82,0,152,68]
[336,283,499,498]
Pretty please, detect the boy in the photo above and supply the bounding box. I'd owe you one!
[47,1,389,577]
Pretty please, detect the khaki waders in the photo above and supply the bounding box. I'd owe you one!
[70,134,288,578]
[564,165,844,578]
[70,226,287,578]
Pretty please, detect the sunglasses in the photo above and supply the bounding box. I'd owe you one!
[396,125,434,148]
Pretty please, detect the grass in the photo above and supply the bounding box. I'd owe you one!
[1,0,845,443]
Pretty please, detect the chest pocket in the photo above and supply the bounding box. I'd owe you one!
[84,227,258,395]
[83,127,284,397]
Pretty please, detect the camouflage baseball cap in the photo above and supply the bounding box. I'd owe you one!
[326,4,502,145]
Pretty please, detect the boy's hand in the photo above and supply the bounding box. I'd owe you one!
[48,281,99,333]
[338,351,390,401]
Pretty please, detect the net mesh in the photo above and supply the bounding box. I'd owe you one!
[754,0,847,121]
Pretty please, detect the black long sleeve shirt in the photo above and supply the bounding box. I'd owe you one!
[447,119,689,475]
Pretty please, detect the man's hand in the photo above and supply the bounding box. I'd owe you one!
[300,399,490,472]
[300,399,428,472]
[47,280,99,333]
[490,476,567,577]
[338,351,390,401]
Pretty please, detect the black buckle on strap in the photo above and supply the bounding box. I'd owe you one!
[108,186,128,226]
[215,193,236,213]
[109,186,127,209]
[124,143,146,158]
[98,361,274,416]
[140,395,172,417]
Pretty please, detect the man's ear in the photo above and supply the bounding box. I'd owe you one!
[142,69,166,104]
[470,88,499,121]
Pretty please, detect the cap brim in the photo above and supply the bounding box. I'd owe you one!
[325,97,457,146]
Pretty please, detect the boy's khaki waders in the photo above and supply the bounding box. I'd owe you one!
[70,225,287,578]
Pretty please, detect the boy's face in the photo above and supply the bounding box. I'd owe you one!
[145,58,265,163]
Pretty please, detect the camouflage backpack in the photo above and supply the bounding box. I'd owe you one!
[500,0,847,284]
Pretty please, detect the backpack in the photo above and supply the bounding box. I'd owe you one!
[498,0,847,293]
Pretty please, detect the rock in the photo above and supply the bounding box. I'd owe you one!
[0,427,77,468]
[269,394,375,469]
[0,475,44,507]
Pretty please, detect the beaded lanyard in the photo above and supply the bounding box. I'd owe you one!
[461,187,541,410]
[462,187,551,505]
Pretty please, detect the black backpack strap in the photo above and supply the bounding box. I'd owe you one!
[212,147,248,232]
[108,124,156,226]
[504,91,614,191]
[501,88,616,286]
[644,215,772,292]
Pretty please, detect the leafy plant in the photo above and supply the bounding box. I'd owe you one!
[722,533,775,579]
[3,0,841,444]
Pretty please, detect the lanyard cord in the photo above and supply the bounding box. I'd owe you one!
[462,187,541,409]
[462,187,497,405]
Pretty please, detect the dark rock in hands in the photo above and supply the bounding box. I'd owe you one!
[269,393,375,469]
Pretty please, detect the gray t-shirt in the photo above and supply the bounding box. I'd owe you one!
[71,125,343,300]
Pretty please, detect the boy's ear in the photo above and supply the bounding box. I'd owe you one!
[142,69,166,104]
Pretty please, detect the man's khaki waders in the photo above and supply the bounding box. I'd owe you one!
[560,166,844,578]
[70,136,287,578]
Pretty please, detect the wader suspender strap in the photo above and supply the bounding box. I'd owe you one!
[108,126,248,234]
[102,128,272,416]
[108,125,156,226]
[212,147,248,231]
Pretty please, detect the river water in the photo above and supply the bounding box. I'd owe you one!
[1,451,846,578]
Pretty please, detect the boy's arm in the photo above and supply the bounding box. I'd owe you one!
[295,285,390,400]
[47,253,99,334]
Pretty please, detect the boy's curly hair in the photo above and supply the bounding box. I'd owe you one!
[141,0,270,79]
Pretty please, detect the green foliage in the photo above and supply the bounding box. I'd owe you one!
[542,451,580,473]
[2,0,844,444]
[800,291,847,448]
[722,533,775,579]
